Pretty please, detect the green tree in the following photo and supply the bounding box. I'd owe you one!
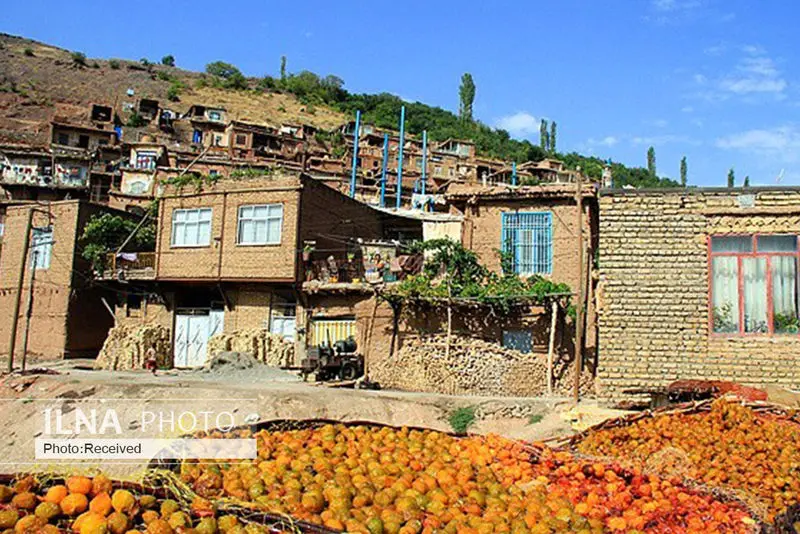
[647,146,656,177]
[280,56,287,80]
[540,119,549,151]
[549,121,557,153]
[458,73,476,122]
[727,167,735,188]
[680,156,687,187]
[743,175,750,187]
[205,61,241,79]
[71,51,86,67]
[161,55,175,67]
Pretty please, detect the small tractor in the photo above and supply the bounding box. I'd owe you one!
[300,336,364,382]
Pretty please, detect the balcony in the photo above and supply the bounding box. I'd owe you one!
[100,252,156,280]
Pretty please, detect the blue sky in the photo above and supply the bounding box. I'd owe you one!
[4,0,799,186]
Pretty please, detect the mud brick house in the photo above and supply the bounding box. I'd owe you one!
[0,200,135,361]
[129,171,421,368]
[598,187,800,397]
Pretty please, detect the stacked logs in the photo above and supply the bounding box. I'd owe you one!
[371,334,593,397]
[207,329,295,367]
[94,324,172,370]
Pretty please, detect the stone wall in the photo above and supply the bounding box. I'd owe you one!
[598,188,800,397]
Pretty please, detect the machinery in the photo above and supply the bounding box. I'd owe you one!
[300,336,364,382]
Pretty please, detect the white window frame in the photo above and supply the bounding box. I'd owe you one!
[31,226,53,270]
[237,204,283,246]
[171,208,212,248]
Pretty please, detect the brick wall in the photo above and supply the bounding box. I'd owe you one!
[156,174,302,281]
[598,188,800,397]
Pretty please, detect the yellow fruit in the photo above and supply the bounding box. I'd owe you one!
[107,512,129,534]
[145,519,173,534]
[62,493,90,515]
[141,511,159,525]
[35,501,61,521]
[0,510,18,530]
[0,486,12,503]
[196,517,217,534]
[111,490,135,514]
[78,513,108,534]
[167,512,190,530]
[217,516,238,532]
[138,495,157,509]
[14,515,45,534]
[160,500,179,518]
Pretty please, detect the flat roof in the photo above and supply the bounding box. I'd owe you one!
[600,186,800,196]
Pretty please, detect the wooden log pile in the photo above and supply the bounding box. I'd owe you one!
[207,329,295,367]
[94,324,172,370]
[371,334,593,397]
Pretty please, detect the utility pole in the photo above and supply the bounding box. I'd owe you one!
[396,106,406,209]
[573,169,585,403]
[20,250,38,372]
[349,110,361,198]
[7,207,34,373]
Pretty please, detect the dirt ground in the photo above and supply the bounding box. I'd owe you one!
[0,360,603,481]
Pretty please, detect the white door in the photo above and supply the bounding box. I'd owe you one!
[175,311,213,368]
[270,316,296,342]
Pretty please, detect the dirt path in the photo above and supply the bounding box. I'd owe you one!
[0,364,586,480]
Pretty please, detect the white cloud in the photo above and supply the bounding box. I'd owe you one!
[631,134,696,146]
[690,45,788,101]
[653,119,669,128]
[681,106,694,113]
[651,0,702,12]
[716,126,800,162]
[587,136,619,147]
[693,74,708,85]
[496,112,539,136]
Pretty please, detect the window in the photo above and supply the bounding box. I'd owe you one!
[501,212,553,275]
[31,227,53,270]
[237,204,283,245]
[235,134,247,146]
[78,135,89,149]
[208,110,222,121]
[502,330,532,353]
[57,133,69,146]
[711,235,799,335]
[214,135,223,146]
[171,208,212,247]
[135,151,157,170]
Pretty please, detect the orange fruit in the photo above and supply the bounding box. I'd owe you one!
[11,492,37,510]
[110,490,135,514]
[91,475,113,497]
[67,477,93,495]
[45,485,70,504]
[61,493,90,516]
[90,493,112,516]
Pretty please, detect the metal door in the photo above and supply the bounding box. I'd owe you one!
[174,311,213,368]
[270,316,296,342]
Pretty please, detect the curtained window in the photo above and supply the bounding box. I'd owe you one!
[710,235,799,335]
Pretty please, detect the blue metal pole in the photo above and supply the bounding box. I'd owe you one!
[349,110,361,198]
[396,106,405,209]
[512,161,517,186]
[421,130,427,196]
[379,133,389,207]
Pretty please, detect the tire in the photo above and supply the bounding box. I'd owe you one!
[339,362,358,381]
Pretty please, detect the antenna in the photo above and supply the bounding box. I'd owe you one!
[776,169,785,184]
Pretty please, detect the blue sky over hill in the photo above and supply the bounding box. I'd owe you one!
[4,0,798,186]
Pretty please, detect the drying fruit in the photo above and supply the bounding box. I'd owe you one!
[145,519,172,534]
[10,492,36,510]
[575,399,800,522]
[34,502,61,521]
[67,477,93,495]
[62,493,90,515]
[90,492,113,516]
[0,510,19,529]
[44,484,69,504]
[14,515,46,534]
[76,512,107,534]
[139,495,157,509]
[160,499,179,518]
[180,423,754,533]
[0,486,14,503]
[106,512,128,534]
[91,475,113,497]
[111,490,135,514]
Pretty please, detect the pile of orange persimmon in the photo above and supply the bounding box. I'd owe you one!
[576,399,800,524]
[180,424,756,533]
[0,474,250,534]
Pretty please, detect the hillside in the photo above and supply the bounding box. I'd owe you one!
[0,33,677,187]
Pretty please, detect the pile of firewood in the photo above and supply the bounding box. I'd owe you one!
[94,324,172,370]
[208,329,295,367]
[371,334,593,397]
